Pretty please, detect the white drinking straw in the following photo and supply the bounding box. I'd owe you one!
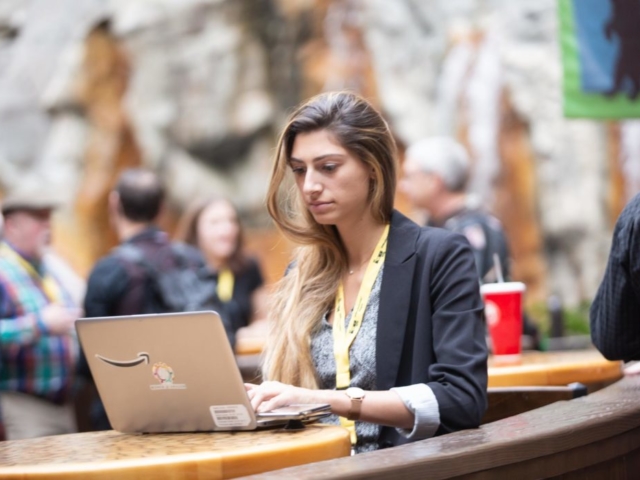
[493,253,504,283]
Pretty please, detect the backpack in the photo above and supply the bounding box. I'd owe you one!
[444,209,511,283]
[116,242,236,347]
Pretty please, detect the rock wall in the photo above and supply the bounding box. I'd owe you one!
[0,0,638,307]
[362,0,639,306]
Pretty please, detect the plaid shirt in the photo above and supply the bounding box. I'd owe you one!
[0,242,79,404]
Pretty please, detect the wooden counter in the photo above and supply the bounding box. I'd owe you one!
[488,349,623,388]
[240,374,640,479]
[235,336,265,356]
[0,424,350,480]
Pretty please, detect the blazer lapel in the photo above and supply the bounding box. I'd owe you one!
[376,210,419,390]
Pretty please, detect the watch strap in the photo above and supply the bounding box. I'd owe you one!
[346,390,364,421]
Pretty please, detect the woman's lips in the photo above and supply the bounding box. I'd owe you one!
[308,201,333,213]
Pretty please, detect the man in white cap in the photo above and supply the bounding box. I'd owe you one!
[0,192,81,439]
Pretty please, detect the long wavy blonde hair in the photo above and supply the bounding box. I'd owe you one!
[263,92,398,389]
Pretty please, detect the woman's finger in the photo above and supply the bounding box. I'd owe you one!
[258,386,305,413]
[250,386,277,411]
[257,392,289,413]
[250,389,266,411]
[247,381,294,411]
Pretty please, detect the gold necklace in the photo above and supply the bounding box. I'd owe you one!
[347,257,370,275]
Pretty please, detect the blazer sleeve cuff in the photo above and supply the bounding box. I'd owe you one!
[391,383,440,440]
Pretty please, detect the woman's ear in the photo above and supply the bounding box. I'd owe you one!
[369,176,377,195]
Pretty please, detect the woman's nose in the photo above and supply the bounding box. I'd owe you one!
[302,170,321,195]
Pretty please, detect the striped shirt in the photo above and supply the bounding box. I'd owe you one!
[0,242,79,404]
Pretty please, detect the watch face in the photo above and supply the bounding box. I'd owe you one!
[346,387,365,399]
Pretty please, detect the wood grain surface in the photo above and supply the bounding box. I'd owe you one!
[239,374,640,479]
[0,424,350,480]
[481,384,586,424]
[488,349,622,387]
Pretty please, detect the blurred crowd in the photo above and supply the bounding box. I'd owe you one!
[0,168,268,440]
[0,131,508,442]
[0,124,635,449]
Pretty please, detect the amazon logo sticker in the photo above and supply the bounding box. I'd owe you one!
[95,352,187,390]
[95,352,150,367]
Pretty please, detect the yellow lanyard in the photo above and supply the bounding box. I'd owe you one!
[332,224,389,444]
[217,268,235,303]
[0,243,63,303]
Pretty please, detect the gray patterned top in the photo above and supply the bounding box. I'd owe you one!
[310,266,442,453]
[310,268,383,453]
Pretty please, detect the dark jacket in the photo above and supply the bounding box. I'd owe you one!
[377,211,488,447]
[84,227,205,318]
[429,206,510,283]
[590,193,640,361]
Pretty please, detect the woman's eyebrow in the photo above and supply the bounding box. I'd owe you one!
[289,153,345,163]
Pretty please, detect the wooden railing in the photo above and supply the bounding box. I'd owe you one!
[239,374,640,479]
[481,383,587,424]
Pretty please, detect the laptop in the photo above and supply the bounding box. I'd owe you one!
[76,311,330,433]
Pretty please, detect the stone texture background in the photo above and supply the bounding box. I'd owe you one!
[0,0,639,310]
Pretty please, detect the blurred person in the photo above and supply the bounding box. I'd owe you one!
[175,196,268,337]
[83,168,211,318]
[44,252,86,308]
[0,193,81,440]
[400,136,509,283]
[400,137,540,348]
[246,92,487,453]
[81,168,215,430]
[590,193,640,361]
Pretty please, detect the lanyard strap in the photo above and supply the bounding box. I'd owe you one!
[0,243,63,303]
[217,268,235,303]
[332,224,389,444]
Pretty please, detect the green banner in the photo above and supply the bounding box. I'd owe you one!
[559,0,640,118]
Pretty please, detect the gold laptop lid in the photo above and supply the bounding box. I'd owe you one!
[76,311,258,433]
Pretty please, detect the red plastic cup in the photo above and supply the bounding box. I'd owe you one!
[480,282,526,364]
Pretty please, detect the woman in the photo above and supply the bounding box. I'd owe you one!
[175,196,267,334]
[247,92,488,453]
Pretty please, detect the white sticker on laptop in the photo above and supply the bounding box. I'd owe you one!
[210,405,252,427]
[149,362,187,390]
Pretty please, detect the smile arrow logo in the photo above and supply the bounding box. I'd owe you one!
[95,352,150,367]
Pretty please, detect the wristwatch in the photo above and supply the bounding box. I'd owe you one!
[344,387,365,421]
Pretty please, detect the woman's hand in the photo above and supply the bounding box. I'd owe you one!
[245,383,416,430]
[244,381,320,413]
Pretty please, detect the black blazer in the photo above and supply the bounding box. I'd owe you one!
[376,210,488,447]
